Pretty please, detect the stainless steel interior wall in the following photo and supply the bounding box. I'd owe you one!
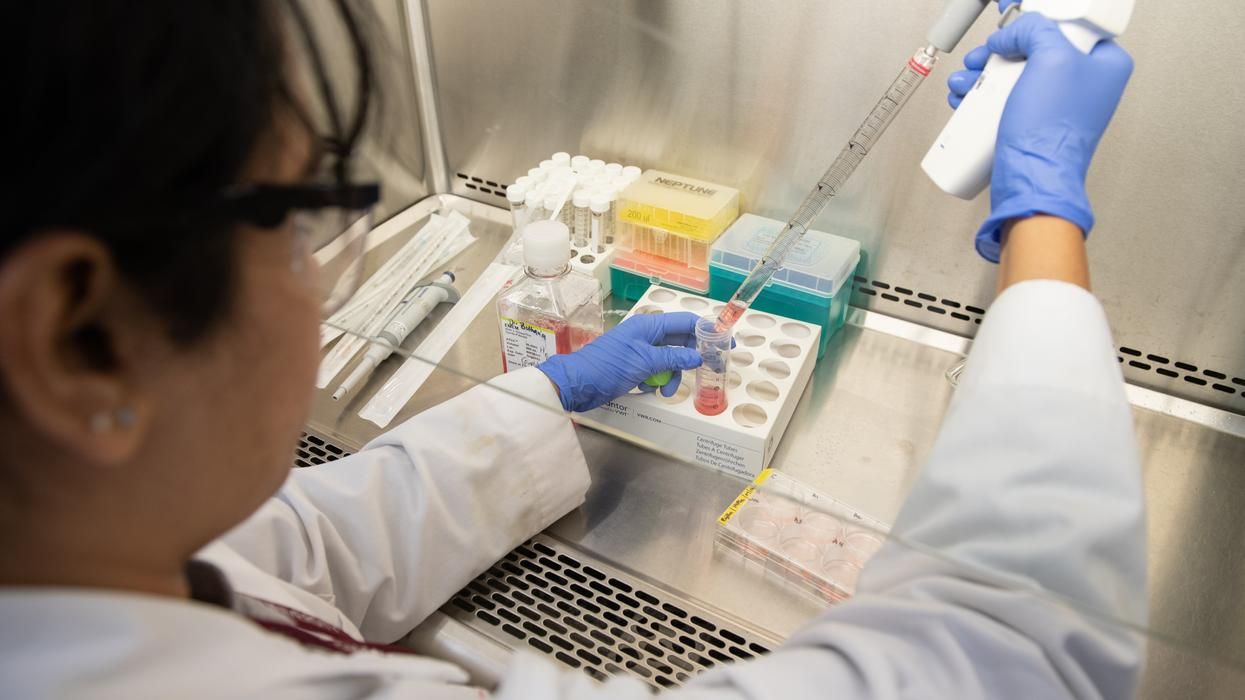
[311,0,432,218]
[423,0,1245,413]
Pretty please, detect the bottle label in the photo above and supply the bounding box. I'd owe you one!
[500,317,557,371]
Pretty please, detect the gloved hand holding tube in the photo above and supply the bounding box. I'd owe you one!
[537,312,704,413]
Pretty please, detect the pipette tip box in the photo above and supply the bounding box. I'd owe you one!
[580,285,819,480]
[617,170,740,242]
[612,170,740,294]
[709,214,861,359]
[716,469,890,603]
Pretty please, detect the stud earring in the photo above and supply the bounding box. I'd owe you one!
[89,412,114,433]
[89,408,135,433]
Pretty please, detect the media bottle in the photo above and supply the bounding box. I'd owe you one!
[497,220,603,372]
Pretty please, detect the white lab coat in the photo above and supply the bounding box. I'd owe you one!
[0,280,1145,699]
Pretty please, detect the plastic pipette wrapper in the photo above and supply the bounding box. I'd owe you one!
[717,469,890,603]
[359,261,519,428]
[321,210,472,346]
[331,272,458,402]
[318,211,475,387]
[319,211,472,354]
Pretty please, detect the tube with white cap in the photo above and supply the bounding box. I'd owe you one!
[589,194,609,254]
[505,184,528,233]
[332,272,459,401]
[572,190,591,248]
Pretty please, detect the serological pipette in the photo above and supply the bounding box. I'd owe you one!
[715,0,996,331]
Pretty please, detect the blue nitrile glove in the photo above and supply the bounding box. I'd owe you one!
[537,311,704,412]
[947,12,1134,262]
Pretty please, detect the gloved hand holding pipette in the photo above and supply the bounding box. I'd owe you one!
[946,10,1134,261]
[537,312,704,412]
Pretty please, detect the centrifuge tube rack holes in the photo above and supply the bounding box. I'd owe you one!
[584,285,820,479]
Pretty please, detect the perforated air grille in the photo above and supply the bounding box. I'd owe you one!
[295,432,353,468]
[853,275,985,326]
[1116,348,1244,401]
[456,172,507,199]
[444,535,774,691]
[853,276,1244,408]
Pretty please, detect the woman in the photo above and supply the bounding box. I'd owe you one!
[1,2,1143,698]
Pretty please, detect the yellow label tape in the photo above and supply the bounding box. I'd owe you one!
[717,468,776,526]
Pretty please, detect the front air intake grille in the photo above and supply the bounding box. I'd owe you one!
[444,534,776,691]
[295,431,354,468]
[293,433,777,688]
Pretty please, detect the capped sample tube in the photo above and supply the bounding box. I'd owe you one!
[572,190,591,249]
[506,184,528,233]
[604,187,619,245]
[589,194,609,254]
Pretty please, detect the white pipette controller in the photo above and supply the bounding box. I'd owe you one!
[332,272,460,401]
[922,0,1135,200]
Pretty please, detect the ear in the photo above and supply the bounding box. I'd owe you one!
[0,232,155,467]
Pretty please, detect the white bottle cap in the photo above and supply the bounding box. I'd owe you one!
[523,220,570,268]
[604,163,623,177]
[514,175,532,189]
[524,190,542,208]
[528,167,545,181]
[543,193,561,211]
[573,190,591,208]
[552,152,571,165]
[539,159,557,171]
[506,184,525,204]
[570,155,590,171]
[622,165,641,180]
[590,194,610,214]
[588,159,605,171]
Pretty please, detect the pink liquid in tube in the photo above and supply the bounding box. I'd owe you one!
[693,315,732,416]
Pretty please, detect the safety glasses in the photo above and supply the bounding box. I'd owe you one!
[220,181,380,315]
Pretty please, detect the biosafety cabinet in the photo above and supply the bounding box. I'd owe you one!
[302,2,1245,696]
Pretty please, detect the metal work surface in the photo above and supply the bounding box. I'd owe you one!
[422,0,1245,413]
[308,196,1245,694]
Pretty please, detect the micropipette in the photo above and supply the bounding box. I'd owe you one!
[332,272,459,401]
[715,0,996,331]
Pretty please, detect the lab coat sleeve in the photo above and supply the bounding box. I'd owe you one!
[216,367,591,643]
[495,280,1148,699]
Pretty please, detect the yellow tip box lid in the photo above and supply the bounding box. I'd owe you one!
[617,170,740,242]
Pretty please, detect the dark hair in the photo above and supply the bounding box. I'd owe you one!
[4,2,369,343]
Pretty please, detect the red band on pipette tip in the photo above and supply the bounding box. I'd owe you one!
[908,57,932,77]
